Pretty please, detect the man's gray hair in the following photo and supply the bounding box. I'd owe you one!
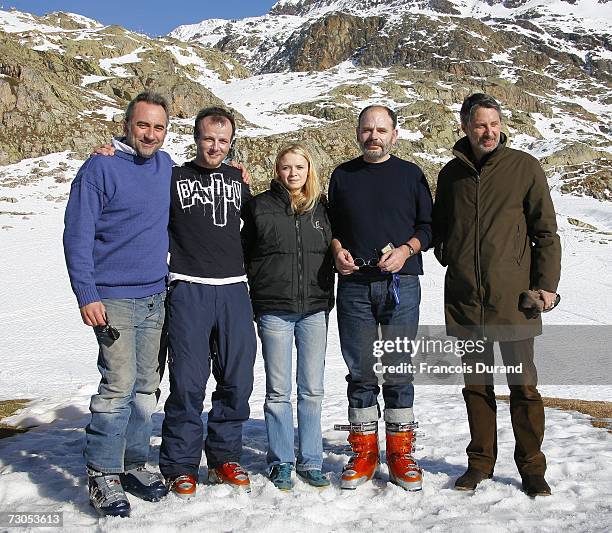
[460,93,502,126]
[125,91,170,124]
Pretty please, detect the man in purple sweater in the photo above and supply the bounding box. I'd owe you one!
[63,92,172,518]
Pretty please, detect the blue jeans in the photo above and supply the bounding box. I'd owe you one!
[337,275,420,424]
[257,311,328,470]
[85,292,166,473]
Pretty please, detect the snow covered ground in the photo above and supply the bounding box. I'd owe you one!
[0,153,611,531]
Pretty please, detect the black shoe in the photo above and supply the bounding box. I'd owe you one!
[120,466,168,502]
[454,467,492,491]
[521,475,551,497]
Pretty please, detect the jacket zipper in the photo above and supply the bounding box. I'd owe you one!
[475,172,485,335]
[295,215,304,313]
[516,224,521,264]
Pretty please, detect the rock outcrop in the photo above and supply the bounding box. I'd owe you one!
[0,13,249,164]
[1,3,610,207]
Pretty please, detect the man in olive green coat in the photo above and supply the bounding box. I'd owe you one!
[432,93,561,497]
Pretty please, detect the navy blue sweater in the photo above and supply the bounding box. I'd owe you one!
[328,155,433,278]
[63,150,172,307]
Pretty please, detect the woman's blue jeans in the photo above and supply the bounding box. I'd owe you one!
[256,311,328,471]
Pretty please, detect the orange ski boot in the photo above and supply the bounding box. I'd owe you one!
[335,422,379,489]
[166,473,197,500]
[208,462,251,492]
[385,422,422,491]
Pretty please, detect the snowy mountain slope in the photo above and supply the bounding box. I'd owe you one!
[171,0,612,73]
[170,13,308,60]
[1,4,610,197]
[271,0,612,25]
[0,8,102,33]
[164,0,612,191]
[0,8,248,166]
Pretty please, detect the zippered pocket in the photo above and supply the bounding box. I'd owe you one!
[515,224,527,265]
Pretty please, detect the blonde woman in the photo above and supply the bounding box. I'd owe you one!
[241,144,334,490]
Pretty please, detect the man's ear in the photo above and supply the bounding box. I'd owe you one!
[392,128,399,145]
[460,122,467,135]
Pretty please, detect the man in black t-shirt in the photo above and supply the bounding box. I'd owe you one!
[328,105,433,492]
[159,107,257,497]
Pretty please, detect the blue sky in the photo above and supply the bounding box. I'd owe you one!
[2,1,279,35]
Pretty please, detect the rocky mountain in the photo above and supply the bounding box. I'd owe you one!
[173,0,611,79]
[0,9,249,165]
[169,0,611,199]
[0,0,610,215]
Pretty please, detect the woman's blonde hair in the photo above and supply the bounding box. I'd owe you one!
[275,143,321,214]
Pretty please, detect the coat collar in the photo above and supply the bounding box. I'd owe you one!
[270,179,291,203]
[452,132,508,172]
[270,179,296,215]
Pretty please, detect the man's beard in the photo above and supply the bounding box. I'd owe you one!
[134,144,158,159]
[359,139,392,161]
[477,135,499,154]
[126,134,159,159]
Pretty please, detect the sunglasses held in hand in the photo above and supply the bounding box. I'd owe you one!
[100,322,120,340]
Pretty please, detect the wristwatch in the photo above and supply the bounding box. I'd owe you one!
[406,243,415,257]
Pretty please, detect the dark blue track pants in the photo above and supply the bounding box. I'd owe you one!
[159,281,256,479]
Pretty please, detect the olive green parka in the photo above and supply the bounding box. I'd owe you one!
[432,134,561,341]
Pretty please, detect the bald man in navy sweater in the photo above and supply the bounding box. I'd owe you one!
[329,105,432,493]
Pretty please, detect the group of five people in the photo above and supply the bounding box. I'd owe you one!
[63,91,561,518]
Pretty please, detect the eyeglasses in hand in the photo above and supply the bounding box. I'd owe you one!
[100,322,120,340]
[353,257,379,268]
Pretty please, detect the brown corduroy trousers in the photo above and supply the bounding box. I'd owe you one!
[461,338,546,476]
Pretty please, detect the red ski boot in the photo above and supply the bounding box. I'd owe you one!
[335,422,379,489]
[208,462,251,492]
[386,422,422,491]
